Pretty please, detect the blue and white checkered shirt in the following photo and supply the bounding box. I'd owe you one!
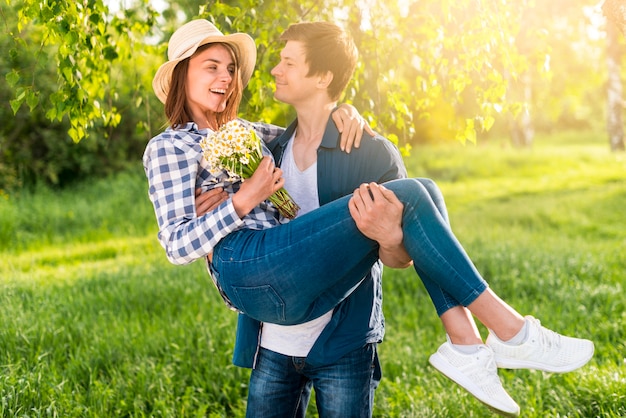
[143,120,286,266]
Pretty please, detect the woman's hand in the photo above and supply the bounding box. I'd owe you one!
[232,156,284,218]
[195,187,229,217]
[332,104,375,153]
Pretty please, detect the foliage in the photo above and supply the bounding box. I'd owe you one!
[181,0,535,148]
[344,0,529,146]
[1,0,622,191]
[0,0,165,190]
[4,2,533,145]
[517,1,608,134]
[1,131,625,416]
[5,0,158,142]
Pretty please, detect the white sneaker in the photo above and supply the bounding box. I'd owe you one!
[429,339,520,417]
[487,315,594,372]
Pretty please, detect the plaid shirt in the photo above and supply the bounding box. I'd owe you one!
[143,120,285,266]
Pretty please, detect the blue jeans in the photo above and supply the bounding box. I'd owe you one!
[246,344,381,418]
[211,178,487,323]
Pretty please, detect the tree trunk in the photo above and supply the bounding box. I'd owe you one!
[606,21,626,152]
[509,72,534,148]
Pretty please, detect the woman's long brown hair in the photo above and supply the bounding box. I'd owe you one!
[165,43,243,130]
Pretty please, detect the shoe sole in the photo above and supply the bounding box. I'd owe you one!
[429,352,520,417]
[494,346,595,372]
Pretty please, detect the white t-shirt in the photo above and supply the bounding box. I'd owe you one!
[260,135,334,357]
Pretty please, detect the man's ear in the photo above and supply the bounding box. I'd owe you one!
[317,71,334,89]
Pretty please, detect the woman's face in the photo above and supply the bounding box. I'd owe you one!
[186,44,235,124]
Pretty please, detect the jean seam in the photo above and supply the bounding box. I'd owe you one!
[404,199,487,313]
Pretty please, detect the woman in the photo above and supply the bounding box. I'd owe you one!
[144,20,593,417]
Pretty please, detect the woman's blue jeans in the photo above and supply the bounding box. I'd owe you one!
[211,178,487,325]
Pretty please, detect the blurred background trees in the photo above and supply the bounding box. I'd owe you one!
[1,0,623,192]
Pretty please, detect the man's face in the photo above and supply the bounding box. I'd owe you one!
[271,41,319,106]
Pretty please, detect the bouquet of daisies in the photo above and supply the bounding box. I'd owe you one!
[200,120,300,219]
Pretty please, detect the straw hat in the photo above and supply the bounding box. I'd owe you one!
[152,19,256,103]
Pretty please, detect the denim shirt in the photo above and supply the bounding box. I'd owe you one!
[232,113,408,368]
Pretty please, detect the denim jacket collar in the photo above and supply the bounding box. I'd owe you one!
[269,108,341,165]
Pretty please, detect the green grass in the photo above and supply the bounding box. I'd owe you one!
[1,131,625,417]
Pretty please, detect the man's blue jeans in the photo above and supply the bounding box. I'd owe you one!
[246,344,381,418]
[211,178,488,324]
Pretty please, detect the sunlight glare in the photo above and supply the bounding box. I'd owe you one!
[353,0,411,30]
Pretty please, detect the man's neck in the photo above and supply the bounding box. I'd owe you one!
[289,100,336,172]
[293,100,337,146]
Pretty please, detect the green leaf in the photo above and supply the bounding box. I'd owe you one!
[5,70,20,87]
[26,91,40,111]
[103,46,119,60]
[9,98,22,115]
[46,106,58,121]
[89,13,101,25]
[482,116,495,131]
[61,66,73,82]
[68,127,79,142]
[64,31,79,46]
[14,87,26,101]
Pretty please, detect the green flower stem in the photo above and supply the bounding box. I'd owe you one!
[223,148,300,219]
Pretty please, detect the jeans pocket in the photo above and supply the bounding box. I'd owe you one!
[230,285,286,323]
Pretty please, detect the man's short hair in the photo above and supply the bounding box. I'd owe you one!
[280,22,358,101]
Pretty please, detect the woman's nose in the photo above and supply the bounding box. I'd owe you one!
[220,69,233,81]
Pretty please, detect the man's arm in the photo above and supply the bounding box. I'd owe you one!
[348,182,412,268]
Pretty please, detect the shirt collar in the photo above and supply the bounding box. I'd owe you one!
[277,107,342,150]
[319,111,341,150]
[169,122,195,131]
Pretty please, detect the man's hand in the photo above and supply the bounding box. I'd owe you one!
[195,187,229,217]
[332,104,375,153]
[349,182,412,268]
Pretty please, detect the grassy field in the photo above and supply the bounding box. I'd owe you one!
[1,131,625,417]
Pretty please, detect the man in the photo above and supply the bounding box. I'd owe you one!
[192,21,406,416]
[196,19,591,417]
[239,22,408,417]
[194,22,590,418]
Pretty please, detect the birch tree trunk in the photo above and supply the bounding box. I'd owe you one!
[606,21,626,151]
[508,69,534,148]
[518,72,534,147]
[603,0,626,151]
